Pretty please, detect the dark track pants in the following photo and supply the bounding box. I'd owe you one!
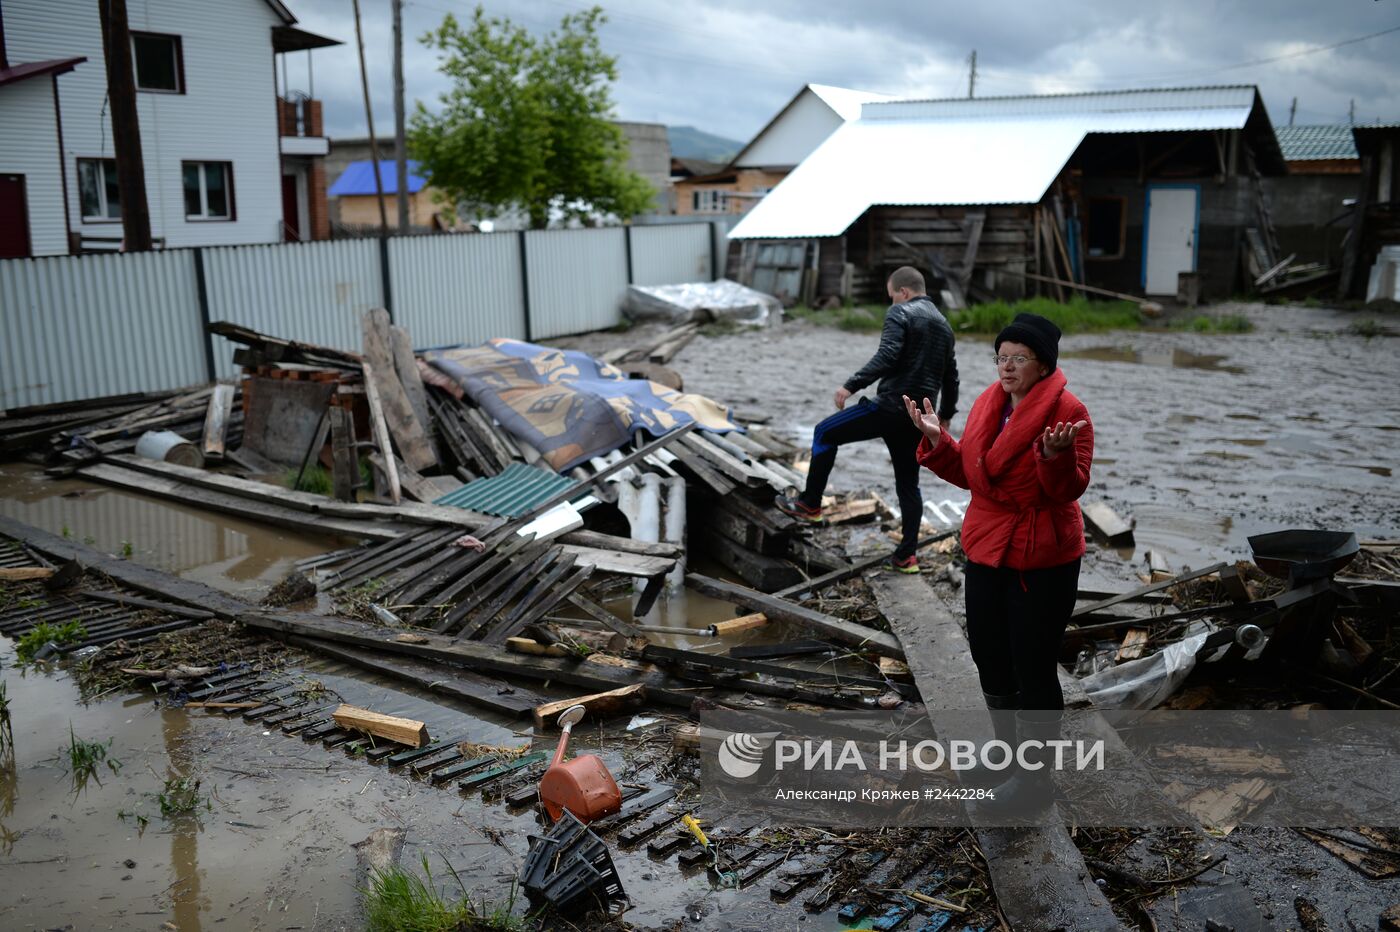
[799,399,923,560]
[963,557,1081,710]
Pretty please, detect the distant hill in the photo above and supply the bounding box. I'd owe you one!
[667,125,742,163]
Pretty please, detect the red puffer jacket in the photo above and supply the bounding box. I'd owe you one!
[916,368,1093,570]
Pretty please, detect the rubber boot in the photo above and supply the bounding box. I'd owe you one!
[955,692,1020,790]
[975,711,1061,822]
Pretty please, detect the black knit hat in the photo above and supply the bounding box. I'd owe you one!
[995,313,1061,372]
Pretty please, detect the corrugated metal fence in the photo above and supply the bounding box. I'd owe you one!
[0,222,720,409]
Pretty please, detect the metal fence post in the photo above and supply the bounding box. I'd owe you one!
[624,224,634,284]
[378,235,394,321]
[708,220,720,281]
[192,247,217,382]
[518,229,532,342]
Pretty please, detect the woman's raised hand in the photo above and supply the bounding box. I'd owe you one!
[903,395,943,444]
[1040,420,1088,459]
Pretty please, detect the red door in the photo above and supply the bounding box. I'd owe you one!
[0,174,32,258]
[281,174,300,242]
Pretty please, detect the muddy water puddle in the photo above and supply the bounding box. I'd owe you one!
[1061,344,1247,374]
[0,464,341,600]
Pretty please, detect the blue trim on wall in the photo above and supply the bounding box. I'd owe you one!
[1141,183,1202,290]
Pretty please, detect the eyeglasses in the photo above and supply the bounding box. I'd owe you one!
[991,354,1036,367]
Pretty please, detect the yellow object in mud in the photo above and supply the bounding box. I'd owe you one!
[680,814,710,848]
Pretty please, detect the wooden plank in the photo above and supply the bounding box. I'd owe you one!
[332,703,430,748]
[1115,628,1149,662]
[867,574,1125,931]
[1082,501,1134,545]
[329,405,357,501]
[389,325,431,436]
[360,361,402,504]
[1072,563,1228,618]
[532,684,647,730]
[458,751,548,791]
[242,608,724,708]
[77,463,413,540]
[773,530,957,599]
[686,573,903,658]
[201,383,235,459]
[362,309,436,472]
[710,612,769,636]
[565,591,642,639]
[0,566,54,581]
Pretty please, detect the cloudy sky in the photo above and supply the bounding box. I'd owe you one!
[283,0,1400,145]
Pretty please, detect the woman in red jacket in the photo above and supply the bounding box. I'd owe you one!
[903,312,1092,814]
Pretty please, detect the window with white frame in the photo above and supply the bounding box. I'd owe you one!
[692,189,729,213]
[77,158,121,220]
[182,162,233,220]
[132,33,182,93]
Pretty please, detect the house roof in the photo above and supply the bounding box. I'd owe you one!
[329,160,428,196]
[0,57,86,88]
[728,83,893,168]
[1273,124,1358,162]
[731,85,1280,240]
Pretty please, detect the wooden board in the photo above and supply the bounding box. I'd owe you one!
[242,377,334,466]
[333,703,430,748]
[687,573,903,658]
[1082,501,1134,545]
[201,383,236,459]
[360,362,402,504]
[389,325,431,437]
[362,309,436,472]
[0,566,53,581]
[532,684,646,730]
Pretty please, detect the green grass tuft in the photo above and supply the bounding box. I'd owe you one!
[284,465,334,495]
[1169,314,1253,333]
[15,620,87,663]
[788,304,886,332]
[364,855,528,932]
[64,722,121,786]
[944,296,1142,334]
[157,776,209,817]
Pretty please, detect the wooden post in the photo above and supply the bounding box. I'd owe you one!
[391,0,409,231]
[201,383,235,460]
[97,0,152,251]
[329,404,357,501]
[360,362,401,504]
[351,0,389,236]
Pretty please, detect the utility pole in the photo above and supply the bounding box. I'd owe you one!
[392,0,408,232]
[98,0,152,251]
[1348,99,1356,124]
[352,0,389,235]
[967,50,977,99]
[1288,97,1297,126]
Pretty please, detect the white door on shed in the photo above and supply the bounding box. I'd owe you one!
[1144,187,1197,295]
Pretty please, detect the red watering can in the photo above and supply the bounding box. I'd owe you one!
[538,703,622,824]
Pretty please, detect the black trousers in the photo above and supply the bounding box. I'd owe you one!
[799,399,923,560]
[963,557,1081,710]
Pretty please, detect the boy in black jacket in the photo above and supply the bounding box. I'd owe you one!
[775,266,959,572]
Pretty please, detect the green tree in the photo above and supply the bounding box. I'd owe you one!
[410,5,654,229]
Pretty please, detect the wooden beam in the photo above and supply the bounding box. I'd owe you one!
[362,308,436,472]
[1072,563,1227,618]
[773,530,957,599]
[685,573,903,658]
[333,703,430,748]
[532,684,646,730]
[360,361,401,503]
[201,383,235,460]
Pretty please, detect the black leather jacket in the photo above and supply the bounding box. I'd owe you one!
[843,295,959,420]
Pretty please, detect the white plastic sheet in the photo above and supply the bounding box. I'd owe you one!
[1077,620,1216,710]
[621,279,781,327]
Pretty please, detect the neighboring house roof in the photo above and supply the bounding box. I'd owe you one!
[672,158,728,178]
[1273,124,1358,161]
[329,160,428,196]
[1351,121,1400,157]
[731,85,1281,239]
[807,83,894,121]
[0,57,86,87]
[729,83,893,169]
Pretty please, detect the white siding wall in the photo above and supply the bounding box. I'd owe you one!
[4,0,285,249]
[0,77,67,256]
[735,89,843,170]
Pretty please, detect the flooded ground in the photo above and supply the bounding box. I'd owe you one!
[3,299,1398,930]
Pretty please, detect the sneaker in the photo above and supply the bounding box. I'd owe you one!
[774,493,824,524]
[882,554,920,574]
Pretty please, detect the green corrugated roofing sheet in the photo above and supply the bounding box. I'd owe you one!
[433,462,577,517]
[1273,124,1358,162]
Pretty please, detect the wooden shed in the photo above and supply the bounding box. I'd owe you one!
[728,85,1287,305]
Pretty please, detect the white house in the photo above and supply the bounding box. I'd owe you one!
[0,0,338,257]
[674,84,892,217]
